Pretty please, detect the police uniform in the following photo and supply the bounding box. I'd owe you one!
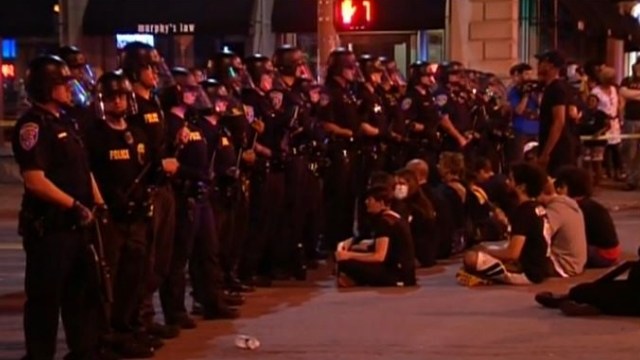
[160,108,237,323]
[14,104,101,359]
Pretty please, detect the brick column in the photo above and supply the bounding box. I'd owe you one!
[449,0,519,77]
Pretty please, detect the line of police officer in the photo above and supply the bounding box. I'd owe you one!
[13,41,509,359]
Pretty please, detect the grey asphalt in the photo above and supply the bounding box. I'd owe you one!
[0,184,639,359]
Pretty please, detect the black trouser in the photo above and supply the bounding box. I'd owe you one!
[160,196,225,323]
[338,260,407,287]
[23,229,101,360]
[106,220,148,334]
[242,170,286,278]
[212,183,248,283]
[324,149,357,248]
[139,185,175,326]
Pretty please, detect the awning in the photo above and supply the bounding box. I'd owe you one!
[82,0,255,36]
[0,0,58,37]
[271,0,446,33]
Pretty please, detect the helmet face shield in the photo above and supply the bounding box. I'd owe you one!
[69,79,91,108]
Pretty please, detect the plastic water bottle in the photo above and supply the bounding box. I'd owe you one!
[235,335,260,350]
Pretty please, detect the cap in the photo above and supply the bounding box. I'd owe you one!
[535,50,565,68]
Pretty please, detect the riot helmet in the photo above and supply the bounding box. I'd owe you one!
[26,55,82,109]
[274,45,313,79]
[327,47,357,82]
[201,78,229,115]
[381,57,407,88]
[437,61,465,86]
[58,45,97,93]
[358,54,385,85]
[171,67,213,113]
[95,70,137,120]
[244,53,274,89]
[409,61,436,88]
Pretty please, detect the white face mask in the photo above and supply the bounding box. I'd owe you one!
[394,184,408,200]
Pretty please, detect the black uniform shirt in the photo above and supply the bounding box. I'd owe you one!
[319,79,361,133]
[12,105,93,210]
[86,120,148,219]
[359,85,388,132]
[127,93,166,164]
[197,117,237,180]
[402,87,442,140]
[378,87,404,136]
[243,88,289,156]
[166,112,209,182]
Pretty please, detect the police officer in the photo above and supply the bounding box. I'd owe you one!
[13,55,105,360]
[160,83,239,327]
[121,41,180,341]
[55,45,95,138]
[86,71,155,358]
[273,45,325,271]
[433,62,472,153]
[319,48,362,249]
[199,78,253,294]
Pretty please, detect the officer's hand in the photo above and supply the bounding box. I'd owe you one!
[242,150,257,164]
[458,136,469,148]
[251,119,266,134]
[176,127,190,145]
[162,158,180,175]
[72,200,94,227]
[335,249,350,262]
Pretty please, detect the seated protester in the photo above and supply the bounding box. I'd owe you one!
[355,171,397,239]
[336,186,417,287]
[462,163,558,285]
[394,168,438,268]
[538,179,587,277]
[406,159,454,261]
[579,94,609,186]
[554,166,620,268]
[467,158,510,243]
[536,255,640,317]
[436,152,471,256]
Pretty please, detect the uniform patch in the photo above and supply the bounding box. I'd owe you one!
[435,94,448,107]
[137,143,146,164]
[320,94,330,106]
[19,123,39,151]
[221,137,230,147]
[144,113,160,124]
[109,149,130,161]
[269,91,284,109]
[401,98,412,111]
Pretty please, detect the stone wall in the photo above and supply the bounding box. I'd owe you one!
[449,0,519,77]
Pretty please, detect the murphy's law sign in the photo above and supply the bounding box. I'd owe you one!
[137,23,196,34]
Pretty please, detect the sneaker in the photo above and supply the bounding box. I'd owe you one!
[455,268,493,287]
[534,292,569,309]
[146,322,180,339]
[559,301,601,317]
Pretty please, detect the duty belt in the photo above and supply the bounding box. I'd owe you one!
[174,179,210,202]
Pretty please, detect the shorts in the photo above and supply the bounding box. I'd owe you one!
[582,146,605,162]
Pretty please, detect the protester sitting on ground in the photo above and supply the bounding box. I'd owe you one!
[553,166,621,268]
[467,157,510,244]
[535,250,640,317]
[461,163,557,285]
[394,168,438,268]
[406,159,453,260]
[538,178,587,277]
[336,186,417,287]
[436,152,471,256]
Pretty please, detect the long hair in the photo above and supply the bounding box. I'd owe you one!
[395,168,436,220]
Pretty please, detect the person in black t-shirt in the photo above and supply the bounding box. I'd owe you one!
[335,186,417,287]
[620,59,640,190]
[553,166,620,268]
[461,163,557,285]
[536,51,577,176]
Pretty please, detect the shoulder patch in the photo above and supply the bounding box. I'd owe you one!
[243,105,255,123]
[19,122,40,151]
[269,91,284,109]
[436,94,448,107]
[401,98,412,111]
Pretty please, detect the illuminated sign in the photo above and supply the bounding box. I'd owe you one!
[136,23,196,35]
[334,0,373,31]
[2,64,16,78]
[116,34,155,49]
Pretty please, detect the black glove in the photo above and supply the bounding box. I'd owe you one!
[71,200,94,227]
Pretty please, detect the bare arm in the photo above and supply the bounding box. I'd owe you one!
[619,86,640,102]
[338,237,389,263]
[90,174,105,206]
[323,122,354,138]
[484,235,525,262]
[440,114,467,146]
[23,170,75,209]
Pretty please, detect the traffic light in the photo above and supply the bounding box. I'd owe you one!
[334,0,373,31]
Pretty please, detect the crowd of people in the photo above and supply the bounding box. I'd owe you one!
[11,41,640,360]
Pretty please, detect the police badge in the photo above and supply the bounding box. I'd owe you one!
[124,131,134,145]
[137,143,146,165]
[243,105,255,123]
[436,94,448,107]
[401,98,412,111]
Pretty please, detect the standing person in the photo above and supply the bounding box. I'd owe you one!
[591,67,624,181]
[121,41,180,341]
[620,59,640,190]
[13,55,105,360]
[579,95,609,185]
[86,71,155,358]
[535,51,576,176]
[507,63,540,163]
